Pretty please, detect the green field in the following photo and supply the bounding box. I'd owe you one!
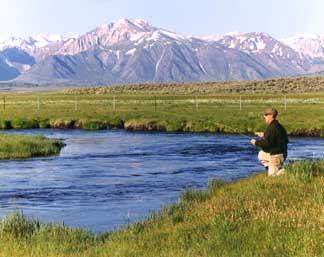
[0,77,324,136]
[0,160,323,257]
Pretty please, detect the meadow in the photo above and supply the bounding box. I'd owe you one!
[0,76,324,136]
[0,160,323,257]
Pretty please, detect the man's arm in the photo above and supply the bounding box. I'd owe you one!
[255,126,275,150]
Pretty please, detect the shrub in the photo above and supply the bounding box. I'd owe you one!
[82,120,107,130]
[0,120,12,129]
[286,160,324,182]
[11,119,39,129]
[165,119,186,132]
[0,213,39,239]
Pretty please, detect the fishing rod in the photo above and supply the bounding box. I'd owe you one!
[143,108,259,140]
[214,122,256,140]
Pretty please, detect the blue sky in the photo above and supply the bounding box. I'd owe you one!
[0,0,323,38]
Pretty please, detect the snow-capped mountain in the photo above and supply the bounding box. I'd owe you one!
[281,34,324,59]
[204,32,310,75]
[15,19,284,84]
[1,18,323,85]
[0,34,65,53]
[205,32,302,59]
[281,34,324,73]
[56,18,188,56]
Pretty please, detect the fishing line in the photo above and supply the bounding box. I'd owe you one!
[214,122,254,140]
[153,111,256,140]
[135,107,257,140]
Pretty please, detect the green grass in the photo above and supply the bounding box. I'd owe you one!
[0,134,65,159]
[0,80,324,136]
[0,160,323,257]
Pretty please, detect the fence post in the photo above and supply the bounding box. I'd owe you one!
[195,95,199,111]
[240,95,242,111]
[75,95,78,111]
[113,96,116,111]
[3,96,5,110]
[37,96,40,110]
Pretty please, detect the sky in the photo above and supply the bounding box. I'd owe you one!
[0,0,323,39]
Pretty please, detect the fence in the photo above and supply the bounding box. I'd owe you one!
[0,94,324,114]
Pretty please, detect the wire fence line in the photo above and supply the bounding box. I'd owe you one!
[0,94,324,112]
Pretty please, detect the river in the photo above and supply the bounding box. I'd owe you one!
[0,130,323,232]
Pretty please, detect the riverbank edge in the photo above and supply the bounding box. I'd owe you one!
[0,134,65,160]
[0,160,322,256]
[0,117,323,137]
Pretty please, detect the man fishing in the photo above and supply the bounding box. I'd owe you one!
[250,108,289,176]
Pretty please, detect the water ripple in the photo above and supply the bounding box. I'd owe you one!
[0,130,323,232]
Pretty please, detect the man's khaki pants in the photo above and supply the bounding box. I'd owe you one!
[258,151,285,176]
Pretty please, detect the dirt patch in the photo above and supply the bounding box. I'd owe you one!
[124,120,166,131]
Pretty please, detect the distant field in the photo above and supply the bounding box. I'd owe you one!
[64,76,324,94]
[0,76,323,136]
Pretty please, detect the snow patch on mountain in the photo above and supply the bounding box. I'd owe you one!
[126,48,137,56]
[203,31,244,42]
[155,48,166,73]
[159,29,187,41]
[29,34,65,48]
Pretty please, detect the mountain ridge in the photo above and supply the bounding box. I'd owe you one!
[1,18,324,85]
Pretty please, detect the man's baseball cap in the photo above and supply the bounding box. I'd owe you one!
[263,107,278,116]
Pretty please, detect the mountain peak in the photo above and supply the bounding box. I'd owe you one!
[95,18,155,35]
[282,34,324,58]
[115,18,153,32]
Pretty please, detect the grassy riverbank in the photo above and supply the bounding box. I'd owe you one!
[0,160,323,257]
[0,134,65,159]
[1,77,324,136]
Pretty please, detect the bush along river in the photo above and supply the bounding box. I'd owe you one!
[0,129,323,232]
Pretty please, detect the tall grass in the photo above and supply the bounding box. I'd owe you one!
[0,213,100,256]
[0,160,322,256]
[0,134,65,159]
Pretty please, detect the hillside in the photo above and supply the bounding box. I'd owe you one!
[65,76,324,94]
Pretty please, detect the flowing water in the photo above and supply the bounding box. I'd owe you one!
[0,130,323,232]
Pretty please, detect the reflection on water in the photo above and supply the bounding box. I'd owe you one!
[0,130,323,232]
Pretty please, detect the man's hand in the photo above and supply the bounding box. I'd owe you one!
[250,139,257,146]
[254,132,264,138]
